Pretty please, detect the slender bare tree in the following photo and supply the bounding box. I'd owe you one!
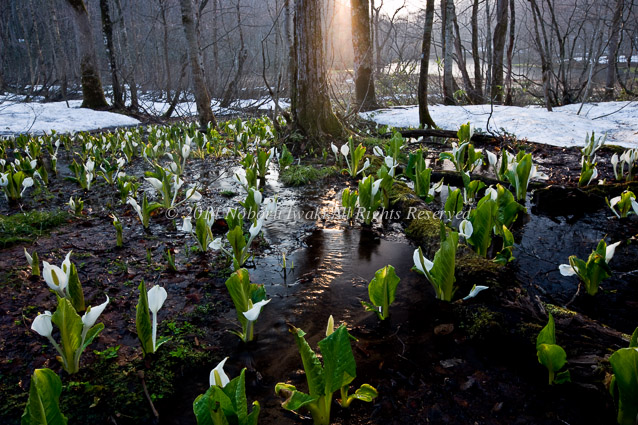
[418,0,436,128]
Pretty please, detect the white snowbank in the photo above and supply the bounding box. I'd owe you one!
[0,98,140,136]
[360,101,638,148]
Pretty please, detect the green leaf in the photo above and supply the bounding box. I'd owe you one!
[346,384,378,404]
[275,383,318,411]
[537,343,567,375]
[66,264,85,313]
[291,327,325,397]
[82,323,104,351]
[536,313,557,348]
[135,281,154,356]
[468,198,496,257]
[630,328,638,348]
[21,368,68,425]
[429,227,459,301]
[51,297,83,374]
[318,325,357,394]
[227,226,246,266]
[609,347,638,425]
[444,189,463,217]
[495,184,525,228]
[225,269,254,330]
[366,265,400,320]
[193,386,231,425]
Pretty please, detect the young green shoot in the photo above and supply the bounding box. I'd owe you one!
[536,313,570,385]
[361,265,400,320]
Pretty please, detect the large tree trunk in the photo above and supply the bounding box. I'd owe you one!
[179,0,216,127]
[418,0,436,129]
[292,0,344,142]
[65,0,109,109]
[491,0,508,103]
[605,0,624,99]
[100,0,124,109]
[350,0,378,111]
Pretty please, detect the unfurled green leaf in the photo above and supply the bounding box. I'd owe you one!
[609,347,638,425]
[21,368,67,425]
[275,383,317,411]
[136,281,154,356]
[51,297,82,374]
[318,325,357,394]
[66,264,85,313]
[194,369,260,425]
[363,265,400,320]
[291,327,325,397]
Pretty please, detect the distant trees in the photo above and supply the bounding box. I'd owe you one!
[0,0,636,123]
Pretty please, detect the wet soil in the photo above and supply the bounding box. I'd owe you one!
[1,131,636,425]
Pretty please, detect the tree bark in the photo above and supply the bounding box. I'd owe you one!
[113,0,138,111]
[65,0,109,109]
[418,0,436,129]
[491,0,508,103]
[441,0,457,105]
[605,0,624,99]
[48,0,70,103]
[100,0,124,109]
[450,1,478,104]
[471,0,483,102]
[529,0,553,111]
[220,0,248,108]
[504,0,515,105]
[179,0,216,127]
[292,0,344,142]
[351,0,378,111]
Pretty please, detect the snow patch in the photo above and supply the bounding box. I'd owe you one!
[0,98,140,136]
[360,102,638,148]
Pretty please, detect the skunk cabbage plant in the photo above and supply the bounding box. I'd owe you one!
[31,296,108,374]
[225,269,269,342]
[193,359,260,425]
[42,251,85,312]
[361,265,400,320]
[413,224,459,301]
[136,282,170,356]
[275,317,378,425]
[608,191,638,218]
[536,313,570,385]
[559,239,621,295]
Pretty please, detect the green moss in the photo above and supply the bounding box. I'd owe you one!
[280,165,336,186]
[544,303,578,319]
[456,250,501,280]
[404,214,441,245]
[0,209,69,248]
[461,306,504,341]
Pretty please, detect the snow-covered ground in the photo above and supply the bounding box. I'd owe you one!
[0,94,290,137]
[0,99,140,136]
[360,102,638,148]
